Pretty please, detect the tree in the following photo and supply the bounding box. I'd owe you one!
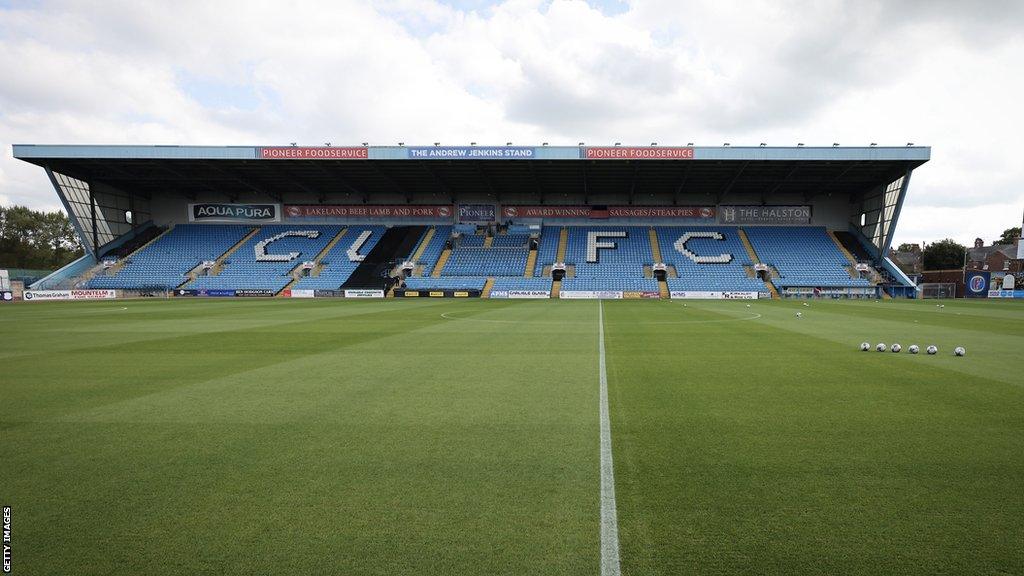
[0,205,83,269]
[896,243,918,253]
[922,238,967,271]
[994,227,1021,245]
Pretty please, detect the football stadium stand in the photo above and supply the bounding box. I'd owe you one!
[84,224,886,296]
[15,143,929,299]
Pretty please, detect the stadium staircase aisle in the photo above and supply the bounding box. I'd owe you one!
[551,279,561,298]
[431,246,452,277]
[343,226,426,289]
[211,227,260,274]
[648,228,663,261]
[738,228,779,299]
[829,231,860,266]
[179,226,259,288]
[829,230,885,290]
[281,228,348,293]
[482,277,495,298]
[410,228,435,262]
[833,230,874,261]
[556,227,569,262]
[648,229,670,298]
[483,236,494,248]
[524,249,538,277]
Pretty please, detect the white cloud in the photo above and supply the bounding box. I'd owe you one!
[1,0,1022,245]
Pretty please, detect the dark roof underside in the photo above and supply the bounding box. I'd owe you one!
[21,158,926,201]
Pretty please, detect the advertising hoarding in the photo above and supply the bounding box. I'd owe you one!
[284,205,452,219]
[458,204,496,222]
[344,289,385,298]
[559,291,624,299]
[501,206,714,219]
[23,289,117,300]
[718,205,812,225]
[964,271,990,298]
[670,291,758,299]
[584,147,694,160]
[189,203,280,223]
[258,147,368,160]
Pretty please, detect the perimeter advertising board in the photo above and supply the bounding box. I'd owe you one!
[988,290,1024,298]
[235,289,275,297]
[344,289,385,298]
[559,291,623,299]
[23,289,117,300]
[623,291,661,299]
[190,203,280,223]
[285,205,452,220]
[670,291,758,299]
[394,289,480,298]
[508,290,550,299]
[175,289,236,297]
[718,206,811,225]
[1,291,13,302]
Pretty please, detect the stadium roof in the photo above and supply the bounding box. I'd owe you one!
[13,144,929,201]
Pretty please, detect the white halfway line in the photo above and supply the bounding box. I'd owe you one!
[598,301,622,576]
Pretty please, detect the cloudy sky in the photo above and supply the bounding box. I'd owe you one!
[1,0,1022,245]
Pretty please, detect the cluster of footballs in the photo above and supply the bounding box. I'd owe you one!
[860,342,965,356]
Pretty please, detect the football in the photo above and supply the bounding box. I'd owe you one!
[927,345,938,355]
[876,343,887,352]
[860,342,870,351]
[890,343,901,353]
[908,345,920,354]
[796,312,802,318]
[954,346,966,357]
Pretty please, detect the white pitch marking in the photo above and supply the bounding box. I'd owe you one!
[439,310,761,325]
[598,301,621,576]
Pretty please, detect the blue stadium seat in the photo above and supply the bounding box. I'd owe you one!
[657,227,765,292]
[291,226,387,290]
[441,234,529,276]
[745,226,871,287]
[188,225,344,292]
[403,277,486,291]
[418,226,453,276]
[490,277,553,292]
[85,224,253,290]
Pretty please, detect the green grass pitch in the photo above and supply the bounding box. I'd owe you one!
[2,298,1023,575]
